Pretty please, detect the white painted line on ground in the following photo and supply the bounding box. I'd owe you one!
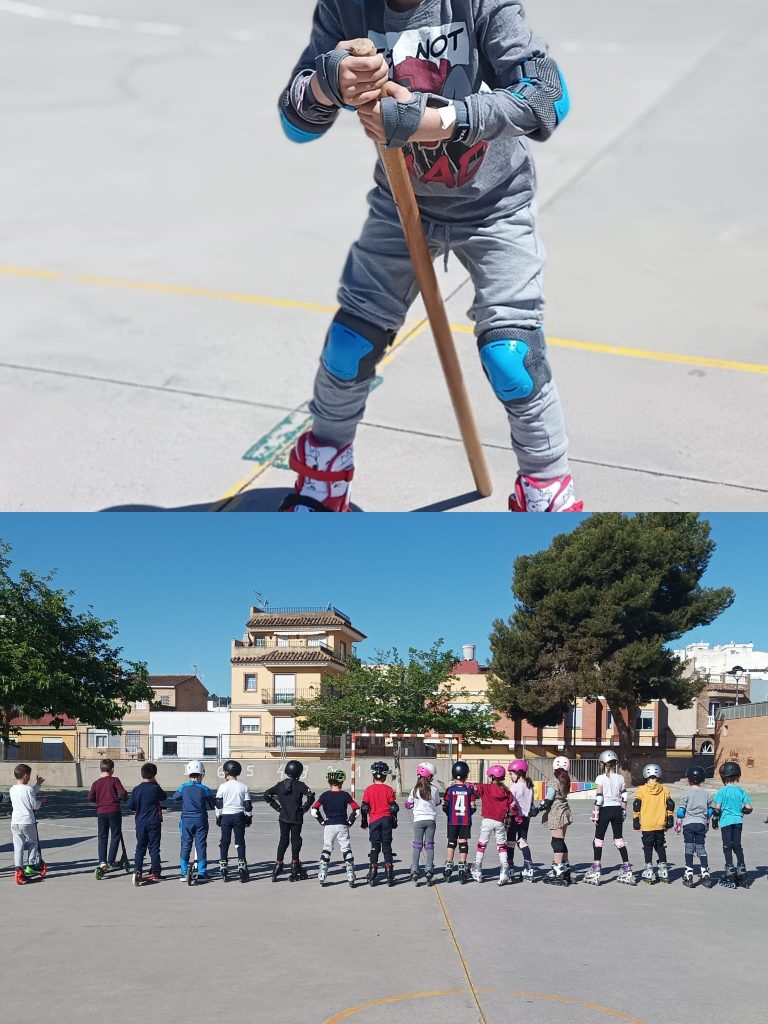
[0,1,254,41]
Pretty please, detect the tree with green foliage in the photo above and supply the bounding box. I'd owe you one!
[295,641,500,790]
[487,514,734,773]
[0,541,153,753]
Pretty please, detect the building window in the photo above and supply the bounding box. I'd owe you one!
[635,709,654,732]
[203,736,218,757]
[340,641,347,660]
[254,637,266,647]
[241,717,261,734]
[277,637,289,647]
[565,707,583,730]
[308,637,321,647]
[160,695,171,706]
[274,673,296,703]
[125,731,141,754]
[42,739,63,761]
[87,729,120,748]
[134,700,148,711]
[605,710,613,729]
[700,741,714,755]
[244,674,257,692]
[162,737,178,757]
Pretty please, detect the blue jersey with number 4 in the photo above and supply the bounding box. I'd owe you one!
[444,783,475,826]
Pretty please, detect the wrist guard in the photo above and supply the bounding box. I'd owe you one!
[347,811,357,827]
[314,49,350,109]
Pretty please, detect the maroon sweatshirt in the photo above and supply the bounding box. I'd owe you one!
[472,783,521,823]
[88,775,128,814]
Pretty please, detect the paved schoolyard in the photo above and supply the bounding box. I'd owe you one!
[0,0,767,511]
[2,785,767,1023]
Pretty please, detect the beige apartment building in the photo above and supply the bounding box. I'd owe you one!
[228,605,366,759]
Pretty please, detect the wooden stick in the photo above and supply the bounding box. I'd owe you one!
[349,40,492,497]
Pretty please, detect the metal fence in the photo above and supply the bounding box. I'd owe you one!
[1,740,75,762]
[718,701,768,721]
[262,733,341,750]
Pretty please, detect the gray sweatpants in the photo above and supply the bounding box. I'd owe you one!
[411,819,436,872]
[12,822,41,868]
[309,187,569,478]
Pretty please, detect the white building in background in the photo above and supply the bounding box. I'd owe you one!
[673,642,768,703]
[149,709,231,761]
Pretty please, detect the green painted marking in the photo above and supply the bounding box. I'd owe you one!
[241,376,384,465]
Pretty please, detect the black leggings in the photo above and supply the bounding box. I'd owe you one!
[276,821,303,860]
[369,818,394,864]
[721,824,744,867]
[641,830,667,863]
[220,813,246,860]
[506,818,532,863]
[594,806,628,862]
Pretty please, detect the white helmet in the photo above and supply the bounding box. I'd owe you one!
[553,756,570,771]
[598,749,619,767]
[642,763,662,780]
[416,761,435,778]
[185,759,206,776]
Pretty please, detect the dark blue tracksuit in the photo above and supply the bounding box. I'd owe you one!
[173,780,215,877]
[127,780,167,876]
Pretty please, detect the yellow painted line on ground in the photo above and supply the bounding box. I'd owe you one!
[434,885,490,1024]
[4,260,767,377]
[321,989,466,1023]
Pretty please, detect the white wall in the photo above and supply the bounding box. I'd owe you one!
[149,710,232,759]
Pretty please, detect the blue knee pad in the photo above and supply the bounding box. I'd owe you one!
[477,327,551,403]
[321,310,395,383]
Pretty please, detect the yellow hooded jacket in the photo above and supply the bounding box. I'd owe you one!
[633,779,674,831]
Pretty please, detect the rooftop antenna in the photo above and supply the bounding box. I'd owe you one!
[254,591,268,611]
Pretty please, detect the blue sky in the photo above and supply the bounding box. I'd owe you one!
[0,514,764,696]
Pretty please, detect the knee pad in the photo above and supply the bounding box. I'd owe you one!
[684,840,695,856]
[425,841,435,851]
[477,327,551,403]
[320,850,331,864]
[593,838,604,849]
[458,841,469,855]
[412,840,424,850]
[343,850,354,864]
[497,842,508,854]
[551,837,567,854]
[614,838,626,850]
[321,309,395,383]
[477,841,488,853]
[447,837,458,850]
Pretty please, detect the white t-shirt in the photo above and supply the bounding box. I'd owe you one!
[406,784,441,821]
[216,779,251,815]
[511,779,534,816]
[9,783,41,825]
[595,772,626,807]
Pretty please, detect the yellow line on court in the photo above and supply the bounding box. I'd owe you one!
[321,989,466,1023]
[433,885,490,1024]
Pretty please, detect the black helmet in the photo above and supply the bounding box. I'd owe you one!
[719,760,741,781]
[686,764,706,785]
[222,759,242,777]
[284,759,304,780]
[371,761,389,780]
[451,760,470,780]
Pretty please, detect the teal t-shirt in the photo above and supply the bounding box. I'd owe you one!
[713,785,751,827]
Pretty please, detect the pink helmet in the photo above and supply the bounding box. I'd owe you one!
[487,764,506,780]
[416,761,435,778]
[553,756,570,771]
[508,759,528,774]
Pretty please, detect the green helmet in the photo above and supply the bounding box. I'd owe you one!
[326,767,346,785]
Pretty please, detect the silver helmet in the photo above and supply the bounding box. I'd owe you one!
[598,749,619,767]
[642,763,662,780]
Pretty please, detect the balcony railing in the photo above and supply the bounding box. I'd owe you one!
[707,714,716,728]
[243,639,347,662]
[260,688,321,705]
[262,733,341,750]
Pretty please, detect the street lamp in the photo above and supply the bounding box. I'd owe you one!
[729,665,745,706]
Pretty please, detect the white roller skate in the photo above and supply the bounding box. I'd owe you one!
[346,862,356,888]
[318,862,328,886]
[617,863,636,885]
[657,861,670,883]
[583,862,602,885]
[542,863,572,886]
[641,863,656,885]
[498,869,511,886]
[443,861,454,882]
[279,431,354,512]
[521,864,536,882]
[470,863,483,883]
[700,868,713,889]
[237,859,249,883]
[509,473,584,512]
[682,868,694,888]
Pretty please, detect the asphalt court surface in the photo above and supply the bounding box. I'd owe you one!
[2,786,767,1023]
[1,1,767,510]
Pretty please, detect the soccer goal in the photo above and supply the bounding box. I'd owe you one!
[349,732,463,798]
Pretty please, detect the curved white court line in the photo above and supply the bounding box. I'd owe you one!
[0,1,256,41]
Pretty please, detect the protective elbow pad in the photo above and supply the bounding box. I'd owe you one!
[244,800,252,813]
[666,797,675,812]
[509,54,570,141]
[478,327,551,403]
[594,794,604,808]
[632,798,642,813]
[321,310,395,383]
[743,805,753,815]
[214,797,224,810]
[676,807,686,819]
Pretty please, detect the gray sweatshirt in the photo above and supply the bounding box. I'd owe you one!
[280,0,560,225]
[678,787,712,829]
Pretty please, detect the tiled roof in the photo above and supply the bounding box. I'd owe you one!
[10,714,78,728]
[148,675,203,688]
[246,612,350,628]
[231,649,338,665]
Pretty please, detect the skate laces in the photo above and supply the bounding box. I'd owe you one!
[511,474,583,512]
[294,433,354,511]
